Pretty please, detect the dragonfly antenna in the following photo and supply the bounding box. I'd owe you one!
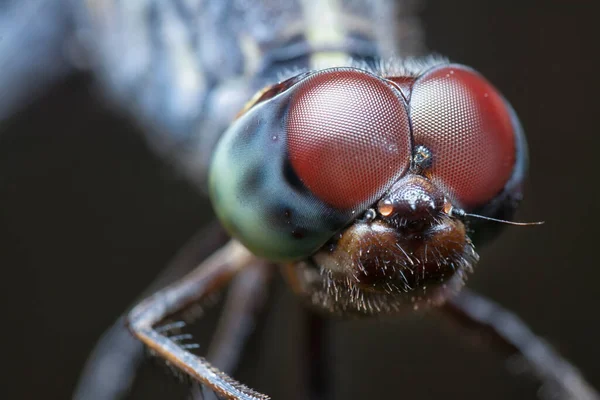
[450,207,544,226]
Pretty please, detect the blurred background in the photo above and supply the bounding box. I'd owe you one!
[0,1,597,399]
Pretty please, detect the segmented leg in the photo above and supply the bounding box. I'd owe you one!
[206,260,271,372]
[74,222,229,400]
[198,257,272,400]
[128,240,271,400]
[439,288,600,400]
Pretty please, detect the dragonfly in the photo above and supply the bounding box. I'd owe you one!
[0,1,597,400]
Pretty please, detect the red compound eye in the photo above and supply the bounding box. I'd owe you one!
[286,69,411,210]
[411,66,516,209]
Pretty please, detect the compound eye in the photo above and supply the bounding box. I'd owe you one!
[411,66,516,209]
[286,68,412,210]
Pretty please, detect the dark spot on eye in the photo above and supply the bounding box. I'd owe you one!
[283,158,309,193]
[283,208,292,219]
[291,227,306,239]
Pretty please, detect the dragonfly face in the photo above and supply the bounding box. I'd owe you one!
[210,61,527,315]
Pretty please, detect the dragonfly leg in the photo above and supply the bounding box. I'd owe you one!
[197,258,272,400]
[438,288,600,400]
[74,222,229,400]
[129,240,271,400]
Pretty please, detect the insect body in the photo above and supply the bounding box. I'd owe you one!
[2,0,587,399]
[118,2,598,399]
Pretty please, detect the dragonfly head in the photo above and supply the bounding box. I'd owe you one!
[288,172,478,315]
[209,61,527,315]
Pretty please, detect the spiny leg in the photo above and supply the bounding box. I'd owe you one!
[74,222,229,400]
[196,257,273,400]
[129,240,271,400]
[439,288,599,400]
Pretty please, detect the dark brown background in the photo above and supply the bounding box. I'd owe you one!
[1,1,597,399]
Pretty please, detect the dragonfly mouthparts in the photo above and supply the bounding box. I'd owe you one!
[284,180,480,316]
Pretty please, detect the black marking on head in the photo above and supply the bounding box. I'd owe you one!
[268,203,310,239]
[282,158,309,194]
[241,166,264,197]
[292,227,307,239]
